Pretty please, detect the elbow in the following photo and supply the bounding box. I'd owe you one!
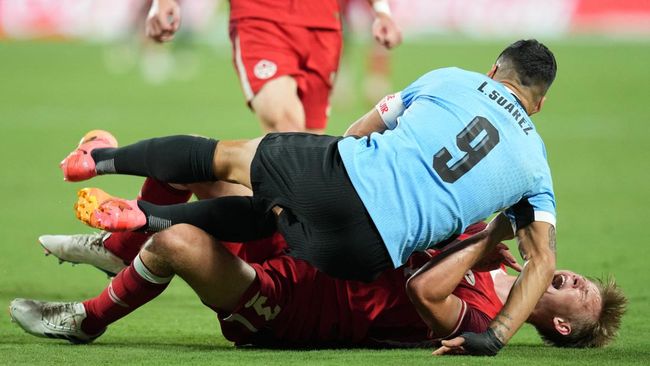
[406,275,442,305]
[343,125,358,137]
[406,276,425,305]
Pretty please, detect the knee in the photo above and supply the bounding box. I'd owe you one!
[256,102,305,132]
[142,224,197,261]
[251,78,305,132]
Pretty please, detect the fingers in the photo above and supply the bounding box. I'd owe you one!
[156,10,175,31]
[372,17,402,49]
[147,18,177,43]
[146,0,181,43]
[375,27,401,49]
[432,338,467,356]
[169,5,181,32]
[441,336,466,348]
[497,244,523,272]
[432,346,466,355]
[383,27,402,49]
[146,18,160,38]
[432,345,451,355]
[503,251,523,272]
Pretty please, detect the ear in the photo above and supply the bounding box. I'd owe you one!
[553,317,572,336]
[487,64,498,78]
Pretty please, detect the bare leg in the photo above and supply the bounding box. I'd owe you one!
[251,76,306,133]
[77,224,255,335]
[212,138,262,189]
[140,224,256,311]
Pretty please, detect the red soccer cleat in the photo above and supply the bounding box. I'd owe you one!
[60,130,118,182]
[75,188,146,232]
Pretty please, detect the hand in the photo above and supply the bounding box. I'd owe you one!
[473,243,522,272]
[433,329,503,356]
[432,336,466,356]
[371,13,402,49]
[146,0,181,43]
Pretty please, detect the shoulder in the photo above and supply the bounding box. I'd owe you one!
[405,67,490,96]
[415,67,466,81]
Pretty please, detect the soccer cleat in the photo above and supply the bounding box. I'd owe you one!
[9,299,105,344]
[75,188,113,225]
[75,188,146,232]
[60,130,118,182]
[39,232,126,277]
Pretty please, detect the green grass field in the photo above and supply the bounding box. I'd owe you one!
[1,38,649,365]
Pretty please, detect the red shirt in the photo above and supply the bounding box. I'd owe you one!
[230,0,342,30]
[225,223,504,347]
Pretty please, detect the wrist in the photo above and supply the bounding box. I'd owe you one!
[487,327,505,345]
[460,328,504,356]
[372,0,391,16]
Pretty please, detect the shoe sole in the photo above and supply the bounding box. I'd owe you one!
[75,188,112,226]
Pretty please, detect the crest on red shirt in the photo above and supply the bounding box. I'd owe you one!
[464,270,476,286]
[254,59,277,80]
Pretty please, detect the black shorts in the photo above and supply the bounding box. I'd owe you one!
[250,133,392,282]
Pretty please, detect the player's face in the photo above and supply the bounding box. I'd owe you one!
[540,270,601,320]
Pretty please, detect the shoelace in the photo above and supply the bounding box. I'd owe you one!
[78,232,111,254]
[41,303,82,331]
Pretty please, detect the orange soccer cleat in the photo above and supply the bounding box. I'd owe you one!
[75,188,146,232]
[60,130,118,182]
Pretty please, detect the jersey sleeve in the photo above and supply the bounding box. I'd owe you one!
[430,301,492,341]
[505,144,556,230]
[453,305,492,337]
[504,187,556,231]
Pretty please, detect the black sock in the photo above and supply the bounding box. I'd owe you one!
[137,196,277,242]
[91,135,218,183]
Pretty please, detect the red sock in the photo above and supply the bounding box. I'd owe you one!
[104,178,193,262]
[81,255,172,335]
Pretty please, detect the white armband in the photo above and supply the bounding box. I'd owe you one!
[372,0,391,16]
[505,210,557,234]
[375,92,404,129]
[534,211,557,227]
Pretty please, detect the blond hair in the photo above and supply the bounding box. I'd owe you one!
[535,276,627,348]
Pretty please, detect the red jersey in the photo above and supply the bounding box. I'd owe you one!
[218,223,505,347]
[229,0,341,30]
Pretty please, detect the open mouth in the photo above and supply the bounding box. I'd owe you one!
[552,273,566,290]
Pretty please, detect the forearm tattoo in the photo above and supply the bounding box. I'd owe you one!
[518,226,533,259]
[491,312,513,342]
[548,225,556,253]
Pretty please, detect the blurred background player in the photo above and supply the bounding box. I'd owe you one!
[10,222,625,350]
[147,0,401,134]
[102,0,217,84]
[335,0,394,108]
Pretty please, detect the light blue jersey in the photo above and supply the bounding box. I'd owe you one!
[337,67,556,267]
